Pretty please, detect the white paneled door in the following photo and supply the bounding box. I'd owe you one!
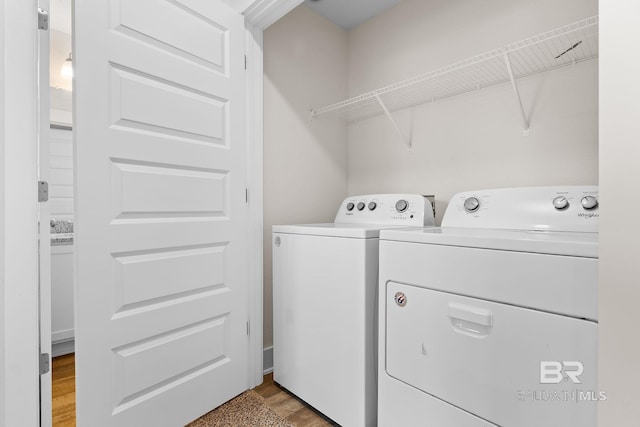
[74,0,248,425]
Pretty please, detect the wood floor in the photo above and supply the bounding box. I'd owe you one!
[52,354,76,427]
[52,354,338,426]
[254,373,338,427]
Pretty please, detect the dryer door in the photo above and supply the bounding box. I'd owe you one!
[385,282,598,427]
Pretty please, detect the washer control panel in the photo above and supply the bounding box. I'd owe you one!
[581,195,599,210]
[463,197,480,213]
[395,199,409,213]
[443,186,599,232]
[335,194,435,226]
[552,196,570,211]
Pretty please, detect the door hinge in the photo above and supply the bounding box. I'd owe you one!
[246,321,250,336]
[244,55,247,70]
[38,181,49,202]
[39,353,50,375]
[37,8,49,31]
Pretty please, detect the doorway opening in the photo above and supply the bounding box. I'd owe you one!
[48,1,75,424]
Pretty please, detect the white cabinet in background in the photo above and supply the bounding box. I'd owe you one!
[51,244,74,356]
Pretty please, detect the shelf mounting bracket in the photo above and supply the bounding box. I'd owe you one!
[374,93,412,149]
[503,52,530,136]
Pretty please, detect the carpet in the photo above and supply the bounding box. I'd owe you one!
[186,390,294,427]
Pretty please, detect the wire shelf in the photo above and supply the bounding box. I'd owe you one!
[311,16,599,123]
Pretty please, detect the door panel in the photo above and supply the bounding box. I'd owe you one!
[109,161,227,217]
[74,0,247,425]
[109,66,227,142]
[113,245,225,309]
[114,0,226,68]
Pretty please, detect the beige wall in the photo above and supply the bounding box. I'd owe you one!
[599,1,640,425]
[263,5,349,347]
[264,0,599,346]
[347,0,598,223]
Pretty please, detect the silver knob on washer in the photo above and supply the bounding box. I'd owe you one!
[395,199,408,213]
[368,202,377,211]
[357,202,365,211]
[553,196,569,210]
[581,196,598,210]
[463,197,480,213]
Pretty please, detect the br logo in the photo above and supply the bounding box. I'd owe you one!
[539,361,584,384]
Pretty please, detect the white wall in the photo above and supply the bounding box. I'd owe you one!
[347,0,598,222]
[50,29,73,126]
[50,29,72,92]
[263,4,348,347]
[599,1,640,425]
[49,128,74,219]
[0,1,41,425]
[49,128,75,356]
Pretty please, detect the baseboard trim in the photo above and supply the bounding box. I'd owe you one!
[263,346,273,375]
[52,328,74,343]
[52,339,75,357]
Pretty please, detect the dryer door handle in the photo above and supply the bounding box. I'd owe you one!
[448,302,493,337]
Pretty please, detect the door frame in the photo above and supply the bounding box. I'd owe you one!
[0,0,302,423]
[37,1,52,425]
[234,0,304,387]
[1,1,42,425]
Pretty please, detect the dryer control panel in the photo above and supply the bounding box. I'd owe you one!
[336,194,435,226]
[442,186,598,233]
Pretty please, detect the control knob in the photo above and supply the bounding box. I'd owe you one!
[368,202,377,211]
[357,202,365,211]
[346,202,355,211]
[552,196,570,211]
[395,199,408,213]
[581,196,598,210]
[463,197,480,213]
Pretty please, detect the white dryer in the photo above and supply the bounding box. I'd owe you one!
[377,186,599,427]
[273,194,435,427]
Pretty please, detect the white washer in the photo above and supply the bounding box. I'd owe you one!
[273,194,435,427]
[378,186,599,427]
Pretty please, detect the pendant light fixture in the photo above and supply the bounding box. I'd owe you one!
[60,52,73,79]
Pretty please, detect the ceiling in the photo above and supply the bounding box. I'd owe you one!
[304,0,402,30]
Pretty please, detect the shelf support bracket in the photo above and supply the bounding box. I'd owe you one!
[503,52,530,136]
[374,93,411,149]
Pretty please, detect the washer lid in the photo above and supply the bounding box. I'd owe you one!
[273,223,416,239]
[380,227,598,258]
